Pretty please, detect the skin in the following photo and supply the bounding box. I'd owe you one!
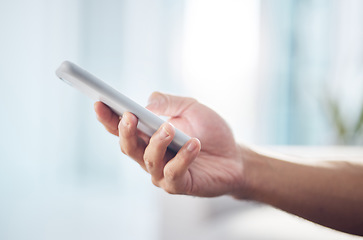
[94,92,363,236]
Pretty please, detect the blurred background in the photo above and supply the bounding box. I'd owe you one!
[1,0,363,239]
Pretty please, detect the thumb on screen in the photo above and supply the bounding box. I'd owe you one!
[146,92,196,117]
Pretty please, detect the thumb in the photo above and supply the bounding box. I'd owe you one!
[146,92,196,117]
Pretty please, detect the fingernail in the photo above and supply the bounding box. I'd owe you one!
[187,140,197,152]
[159,126,170,139]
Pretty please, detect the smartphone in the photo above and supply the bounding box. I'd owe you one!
[56,61,190,152]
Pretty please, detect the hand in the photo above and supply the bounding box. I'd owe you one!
[94,92,245,197]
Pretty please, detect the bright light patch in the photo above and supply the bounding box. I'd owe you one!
[182,0,260,142]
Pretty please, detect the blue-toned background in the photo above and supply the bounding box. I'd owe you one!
[259,0,363,145]
[1,0,363,239]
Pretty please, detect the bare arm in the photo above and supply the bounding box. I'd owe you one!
[240,147,363,236]
[94,92,363,236]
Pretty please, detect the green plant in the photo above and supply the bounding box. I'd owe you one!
[327,96,363,145]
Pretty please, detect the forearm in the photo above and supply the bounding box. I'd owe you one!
[238,145,363,236]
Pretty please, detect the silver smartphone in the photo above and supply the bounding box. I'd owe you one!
[56,61,190,152]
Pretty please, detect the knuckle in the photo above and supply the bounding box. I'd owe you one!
[144,158,154,170]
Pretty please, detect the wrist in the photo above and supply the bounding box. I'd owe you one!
[231,143,264,200]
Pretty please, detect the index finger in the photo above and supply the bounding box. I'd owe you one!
[94,101,120,136]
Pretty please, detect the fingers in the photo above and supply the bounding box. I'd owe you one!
[94,101,120,136]
[119,111,201,194]
[144,122,175,181]
[118,112,147,170]
[146,92,197,117]
[162,138,201,194]
[141,121,201,195]
[99,97,201,195]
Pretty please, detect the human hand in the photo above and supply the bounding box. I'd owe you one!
[94,92,245,197]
